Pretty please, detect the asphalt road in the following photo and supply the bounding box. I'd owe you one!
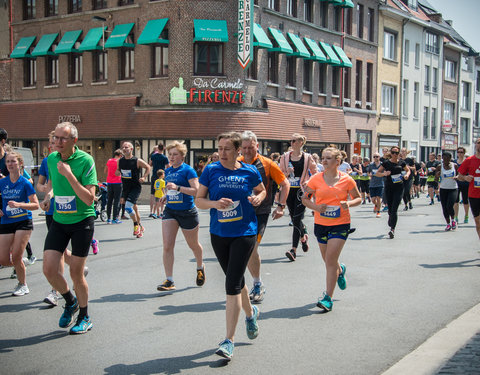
[1,194,479,375]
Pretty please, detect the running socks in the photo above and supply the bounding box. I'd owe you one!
[62,290,75,306]
[79,306,88,320]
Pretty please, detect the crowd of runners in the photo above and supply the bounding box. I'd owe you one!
[1,123,479,361]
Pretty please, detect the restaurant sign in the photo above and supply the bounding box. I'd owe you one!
[170,78,245,105]
[237,0,254,69]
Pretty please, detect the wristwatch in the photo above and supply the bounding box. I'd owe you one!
[276,202,285,208]
[177,185,181,192]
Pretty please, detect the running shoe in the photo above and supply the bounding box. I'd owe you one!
[376,212,381,218]
[12,283,29,296]
[26,255,36,265]
[59,298,79,328]
[285,249,296,261]
[455,216,459,223]
[245,305,259,340]
[137,225,145,238]
[157,279,176,291]
[362,200,366,205]
[388,230,395,239]
[464,216,469,224]
[382,206,389,212]
[133,225,140,236]
[112,219,122,224]
[84,266,89,277]
[70,316,93,335]
[445,224,452,231]
[429,201,434,205]
[317,292,332,311]
[152,214,158,219]
[10,270,16,279]
[451,220,457,230]
[44,289,58,306]
[91,239,99,255]
[149,213,155,218]
[107,219,112,224]
[409,202,413,210]
[403,206,408,211]
[215,339,234,361]
[301,234,309,252]
[337,263,347,290]
[121,215,129,220]
[22,257,30,266]
[249,282,266,303]
[196,267,205,286]
[289,221,293,226]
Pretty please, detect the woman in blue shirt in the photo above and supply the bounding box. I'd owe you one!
[0,152,39,296]
[196,132,266,361]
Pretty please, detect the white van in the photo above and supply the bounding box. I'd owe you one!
[13,147,35,176]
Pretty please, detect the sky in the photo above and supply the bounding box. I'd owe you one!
[428,0,480,53]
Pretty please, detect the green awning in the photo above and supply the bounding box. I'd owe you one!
[329,0,344,5]
[267,28,293,54]
[304,38,327,62]
[331,45,352,68]
[105,23,135,49]
[31,33,58,57]
[253,24,272,49]
[77,27,105,52]
[193,20,228,42]
[55,30,82,54]
[339,0,354,8]
[137,18,169,45]
[10,36,36,59]
[287,33,310,58]
[319,42,341,65]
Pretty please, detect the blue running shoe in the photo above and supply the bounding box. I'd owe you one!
[337,263,347,290]
[249,282,266,303]
[215,339,234,361]
[70,316,93,334]
[317,292,333,311]
[59,298,79,328]
[245,305,259,339]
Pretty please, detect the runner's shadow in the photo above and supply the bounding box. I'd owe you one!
[89,293,161,304]
[104,345,250,374]
[349,235,385,241]
[409,230,445,234]
[0,299,45,313]
[260,256,304,264]
[260,304,321,320]
[0,330,65,353]
[154,300,225,316]
[259,242,291,247]
[188,257,218,263]
[419,259,480,269]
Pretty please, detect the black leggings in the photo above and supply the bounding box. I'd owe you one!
[286,188,306,249]
[440,188,457,223]
[107,183,122,220]
[211,234,256,296]
[403,179,413,205]
[385,185,404,230]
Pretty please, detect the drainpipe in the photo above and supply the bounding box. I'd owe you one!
[340,5,345,105]
[400,18,410,140]
[9,0,13,60]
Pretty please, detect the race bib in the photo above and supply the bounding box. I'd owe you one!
[217,200,243,223]
[55,196,77,213]
[372,169,378,174]
[320,205,341,219]
[5,206,27,219]
[362,173,368,177]
[428,167,435,172]
[351,172,358,176]
[474,176,480,188]
[289,177,301,187]
[391,174,403,183]
[121,169,132,179]
[443,171,455,179]
[166,189,183,204]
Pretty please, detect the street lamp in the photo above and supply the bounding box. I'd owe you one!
[92,16,108,50]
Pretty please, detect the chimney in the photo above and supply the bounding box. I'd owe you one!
[445,20,453,26]
[429,13,443,23]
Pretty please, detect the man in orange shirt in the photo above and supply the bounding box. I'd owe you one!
[240,131,290,303]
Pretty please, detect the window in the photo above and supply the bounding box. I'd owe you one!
[345,8,353,35]
[444,102,455,124]
[408,0,418,11]
[367,8,375,42]
[410,141,418,158]
[424,65,430,91]
[475,102,479,127]
[194,43,224,76]
[286,56,296,87]
[320,2,328,28]
[460,118,470,144]
[304,0,313,22]
[461,56,471,72]
[45,0,58,17]
[425,32,439,54]
[445,60,456,81]
[366,62,373,103]
[357,4,364,39]
[332,67,340,96]
[383,31,395,60]
[334,7,342,32]
[246,47,258,80]
[432,67,438,93]
[476,71,480,92]
[268,0,279,11]
[415,43,420,68]
[413,82,419,118]
[381,84,395,114]
[355,60,362,101]
[118,0,134,5]
[23,59,36,87]
[152,45,168,78]
[267,52,278,84]
[303,60,312,91]
[319,64,326,94]
[462,81,471,110]
[423,107,429,139]
[68,0,82,13]
[344,68,350,99]
[93,50,108,82]
[23,0,35,20]
[68,53,83,84]
[46,56,59,85]
[404,40,409,65]
[93,0,107,9]
[287,0,297,17]
[431,108,437,140]
[356,131,371,158]
[402,80,408,117]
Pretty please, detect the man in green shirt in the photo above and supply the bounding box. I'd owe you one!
[42,122,97,334]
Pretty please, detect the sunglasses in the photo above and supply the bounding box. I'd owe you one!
[291,139,297,143]
[391,151,399,155]
[373,155,380,158]
[457,151,464,153]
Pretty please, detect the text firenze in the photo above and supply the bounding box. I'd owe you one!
[189,88,245,104]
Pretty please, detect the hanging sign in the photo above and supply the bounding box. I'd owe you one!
[237,0,254,69]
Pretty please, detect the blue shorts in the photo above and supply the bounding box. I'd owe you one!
[369,186,384,198]
[314,223,350,245]
[162,206,199,230]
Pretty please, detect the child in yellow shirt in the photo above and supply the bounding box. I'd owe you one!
[154,169,166,218]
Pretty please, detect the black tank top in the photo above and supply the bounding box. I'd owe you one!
[118,157,140,187]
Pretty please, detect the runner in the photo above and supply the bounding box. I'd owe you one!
[279,133,317,261]
[301,147,361,311]
[457,138,480,243]
[350,154,362,190]
[338,151,352,174]
[0,152,39,296]
[419,162,427,194]
[400,148,415,211]
[0,128,8,178]
[368,153,384,218]
[149,143,169,217]
[375,146,410,239]
[454,146,470,224]
[435,152,458,231]
[412,156,421,198]
[359,157,371,204]
[153,169,166,218]
[196,131,266,360]
[117,142,151,238]
[104,149,123,224]
[157,141,204,291]
[426,153,440,205]
[41,122,97,334]
[239,131,290,303]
